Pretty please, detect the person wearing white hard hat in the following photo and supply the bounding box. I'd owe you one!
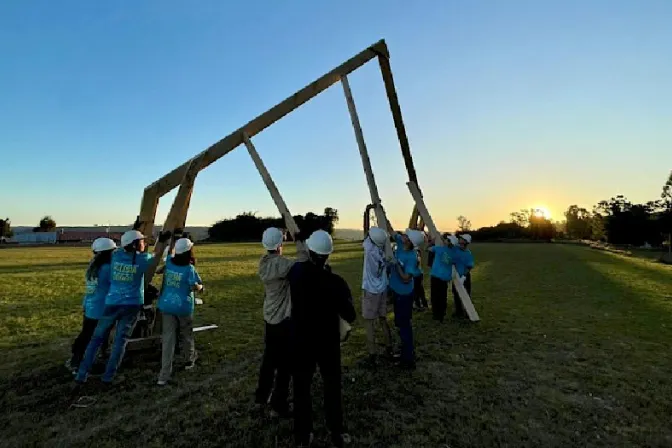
[66,238,117,374]
[360,227,394,366]
[254,227,309,416]
[406,229,429,312]
[287,229,356,448]
[427,233,459,323]
[452,234,475,319]
[75,228,172,385]
[156,238,203,385]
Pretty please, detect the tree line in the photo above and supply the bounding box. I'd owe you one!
[463,171,672,247]
[208,208,339,242]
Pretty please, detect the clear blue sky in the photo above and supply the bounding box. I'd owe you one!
[2,0,670,230]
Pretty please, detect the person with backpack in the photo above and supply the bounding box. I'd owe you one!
[75,229,171,385]
[156,237,203,386]
[254,227,309,417]
[360,226,394,366]
[67,238,116,374]
[288,230,356,448]
[428,234,458,323]
[452,234,475,319]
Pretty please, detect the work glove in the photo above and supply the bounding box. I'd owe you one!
[132,215,142,230]
[158,230,172,243]
[459,275,466,284]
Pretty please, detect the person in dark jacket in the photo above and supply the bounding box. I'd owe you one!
[288,230,356,448]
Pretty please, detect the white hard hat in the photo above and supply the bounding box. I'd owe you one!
[174,238,194,255]
[406,229,424,248]
[447,234,459,245]
[306,230,334,255]
[121,230,145,247]
[460,234,472,244]
[91,237,116,252]
[262,227,284,250]
[368,227,388,248]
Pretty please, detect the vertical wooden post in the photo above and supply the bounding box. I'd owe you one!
[407,181,480,322]
[341,75,393,257]
[243,133,305,251]
[145,158,201,286]
[138,188,159,242]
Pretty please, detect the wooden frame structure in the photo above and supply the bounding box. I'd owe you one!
[134,38,479,325]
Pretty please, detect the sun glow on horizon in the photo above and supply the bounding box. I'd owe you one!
[532,206,552,220]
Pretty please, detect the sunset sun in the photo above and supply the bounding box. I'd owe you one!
[532,206,552,220]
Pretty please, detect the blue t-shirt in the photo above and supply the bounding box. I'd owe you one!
[429,245,455,281]
[105,249,153,306]
[158,257,202,317]
[82,264,112,320]
[393,234,422,277]
[389,235,417,296]
[454,248,474,277]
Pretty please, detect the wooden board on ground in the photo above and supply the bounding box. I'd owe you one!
[406,181,480,322]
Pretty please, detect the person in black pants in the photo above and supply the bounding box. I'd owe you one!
[452,234,475,319]
[288,230,356,448]
[427,234,458,322]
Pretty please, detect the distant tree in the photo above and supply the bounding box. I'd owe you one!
[0,217,11,238]
[528,209,555,241]
[564,205,593,240]
[208,208,338,242]
[34,215,56,232]
[661,171,672,254]
[457,215,472,232]
[510,210,530,227]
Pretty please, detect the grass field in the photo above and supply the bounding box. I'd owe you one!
[2,242,672,447]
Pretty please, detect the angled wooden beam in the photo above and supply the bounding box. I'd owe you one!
[243,133,306,251]
[407,181,480,322]
[341,74,393,257]
[145,158,201,286]
[146,40,388,198]
[138,187,159,240]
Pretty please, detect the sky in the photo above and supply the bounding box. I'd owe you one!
[1,0,671,231]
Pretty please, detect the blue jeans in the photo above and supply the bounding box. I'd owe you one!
[75,305,140,383]
[393,292,414,362]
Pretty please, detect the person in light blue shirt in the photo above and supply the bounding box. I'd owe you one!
[157,238,203,385]
[452,234,475,319]
[388,231,417,369]
[75,229,171,385]
[68,238,116,373]
[428,234,458,323]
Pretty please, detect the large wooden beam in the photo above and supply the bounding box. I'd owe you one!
[146,40,388,198]
[341,75,393,257]
[407,181,480,322]
[243,133,306,251]
[138,187,159,240]
[145,158,201,286]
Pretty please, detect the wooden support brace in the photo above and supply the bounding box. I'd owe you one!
[145,158,201,286]
[243,133,305,251]
[406,181,480,322]
[341,75,393,257]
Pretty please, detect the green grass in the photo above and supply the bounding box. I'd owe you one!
[2,242,672,447]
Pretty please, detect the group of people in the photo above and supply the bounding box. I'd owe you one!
[360,226,474,372]
[254,225,474,447]
[66,221,474,448]
[69,227,203,388]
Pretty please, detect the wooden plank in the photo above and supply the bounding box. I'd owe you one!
[137,188,159,241]
[147,40,388,198]
[377,53,422,234]
[341,75,393,257]
[243,133,305,251]
[406,181,480,322]
[145,158,201,286]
